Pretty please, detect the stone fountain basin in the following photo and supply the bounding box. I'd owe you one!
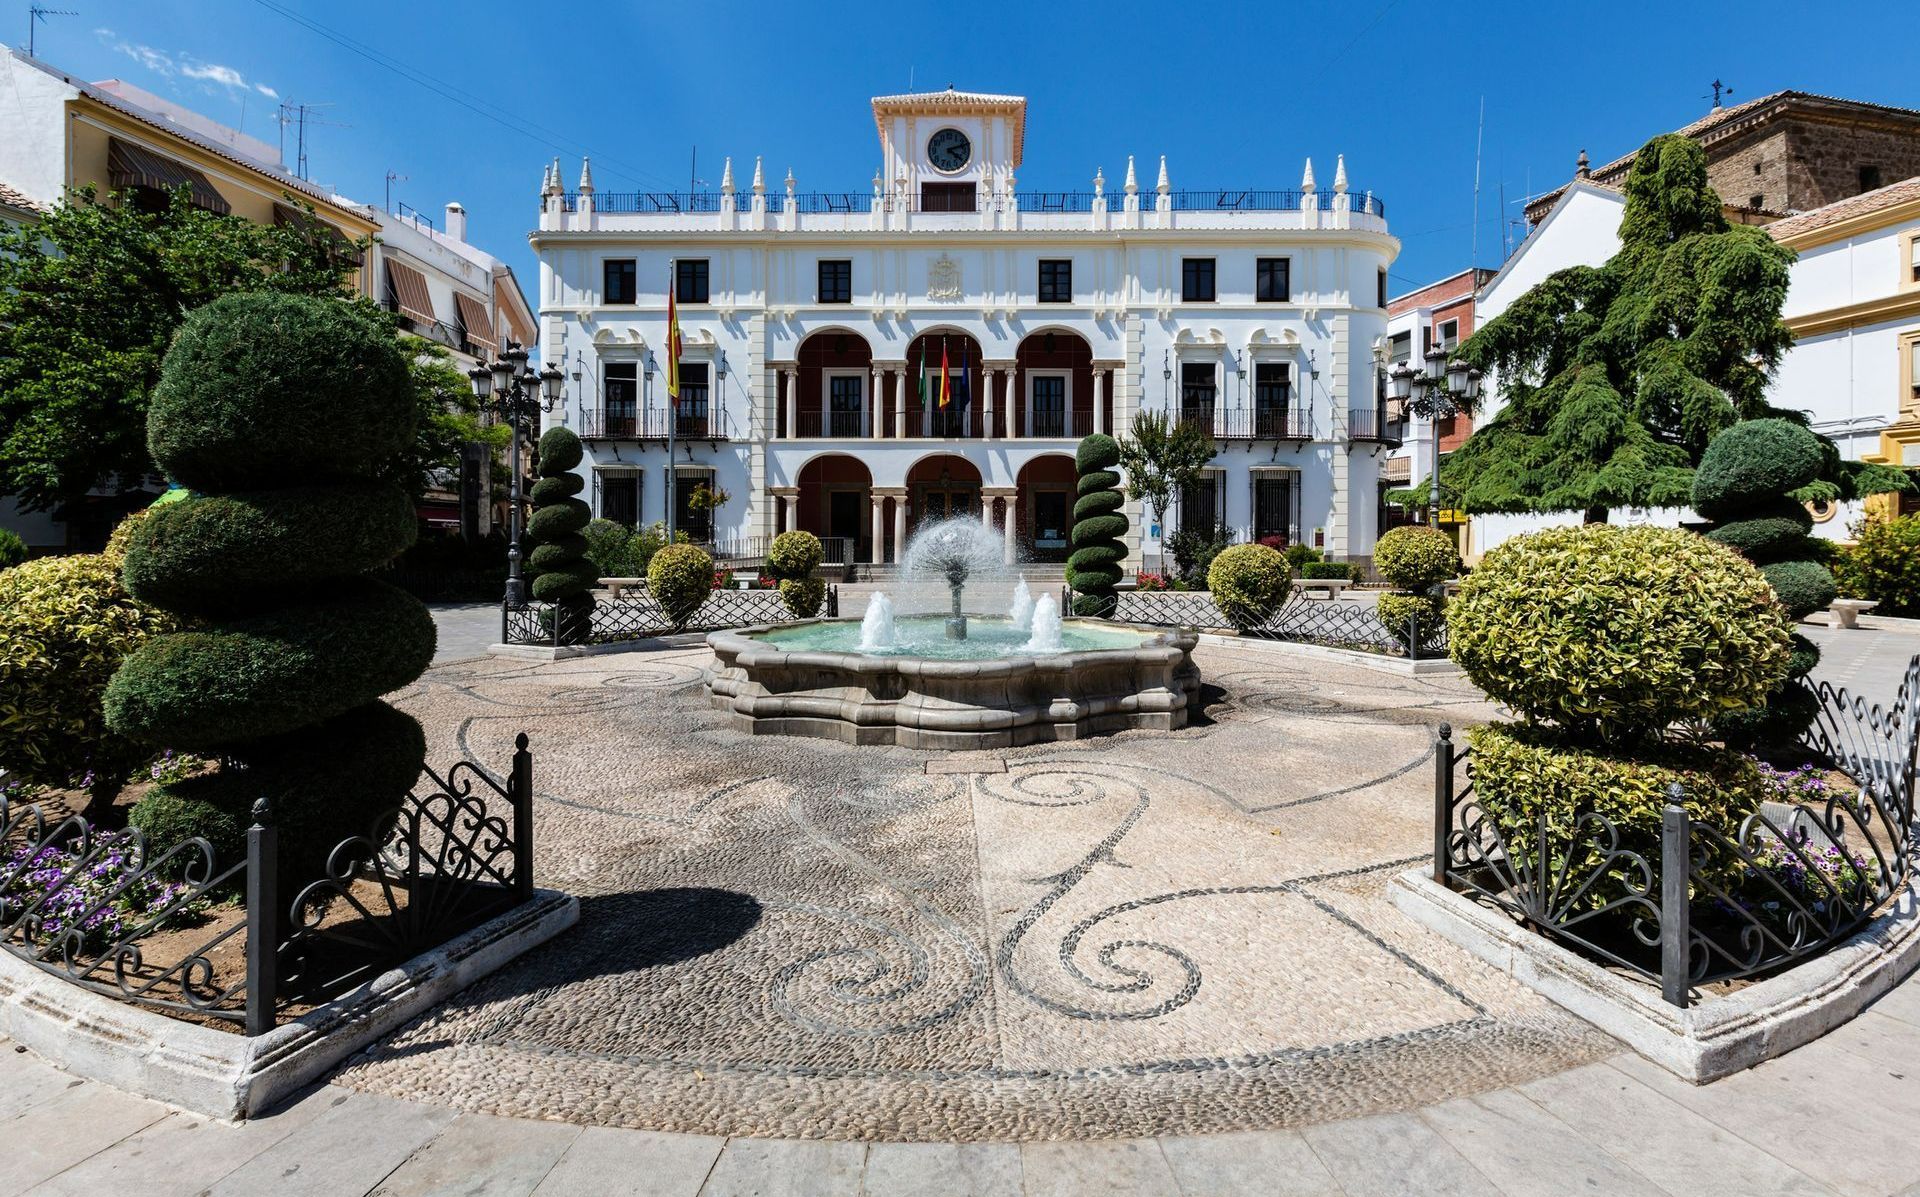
[706,619,1203,749]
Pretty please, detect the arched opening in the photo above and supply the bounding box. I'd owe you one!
[1013,330,1094,440]
[797,454,873,563]
[904,454,984,533]
[903,331,984,439]
[1016,454,1078,563]
[795,331,874,438]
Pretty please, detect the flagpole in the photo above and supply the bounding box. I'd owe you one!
[666,260,676,542]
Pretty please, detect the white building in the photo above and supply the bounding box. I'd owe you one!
[532,88,1398,571]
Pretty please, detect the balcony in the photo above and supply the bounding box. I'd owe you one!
[794,410,869,438]
[1347,406,1404,446]
[1176,405,1312,441]
[1024,409,1096,439]
[578,408,732,442]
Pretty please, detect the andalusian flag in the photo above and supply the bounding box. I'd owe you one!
[917,340,930,411]
[939,337,952,409]
[665,265,683,408]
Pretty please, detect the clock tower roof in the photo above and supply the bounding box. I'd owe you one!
[870,87,1026,168]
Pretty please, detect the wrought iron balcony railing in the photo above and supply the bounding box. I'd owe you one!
[578,408,731,441]
[1348,406,1404,444]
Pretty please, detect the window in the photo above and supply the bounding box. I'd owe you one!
[1181,474,1221,534]
[1180,362,1217,430]
[1253,363,1291,436]
[604,258,637,305]
[675,259,709,304]
[1031,374,1067,437]
[1436,319,1460,351]
[1388,331,1412,367]
[1038,259,1072,303]
[1910,232,1920,284]
[1182,258,1216,302]
[601,473,639,526]
[675,471,714,543]
[818,259,852,304]
[1860,165,1884,194]
[604,361,638,436]
[677,361,710,436]
[827,374,864,436]
[1256,257,1291,303]
[1253,475,1293,541]
[1378,268,1388,309]
[920,182,975,212]
[1749,193,1766,212]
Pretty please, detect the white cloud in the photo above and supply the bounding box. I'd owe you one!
[255,83,278,100]
[109,39,177,76]
[182,62,245,89]
[91,29,278,103]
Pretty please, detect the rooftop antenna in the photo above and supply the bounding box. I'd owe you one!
[276,101,347,180]
[1470,95,1484,271]
[384,170,408,213]
[26,6,77,57]
[1706,79,1733,111]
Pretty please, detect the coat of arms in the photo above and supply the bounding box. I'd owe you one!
[927,253,962,301]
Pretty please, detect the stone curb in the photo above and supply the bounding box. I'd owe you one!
[1388,869,1920,1082]
[0,889,578,1120]
[1195,632,1462,675]
[488,637,707,660]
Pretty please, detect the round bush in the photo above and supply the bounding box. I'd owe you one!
[1374,526,1461,591]
[0,553,175,788]
[537,425,584,473]
[1704,500,1813,564]
[104,579,435,749]
[1376,591,1444,637]
[527,500,591,542]
[0,528,25,570]
[122,483,416,616]
[1692,419,1823,520]
[1208,543,1292,629]
[529,472,585,505]
[1072,487,1124,520]
[582,519,634,577]
[528,534,590,573]
[1067,542,1126,570]
[1072,512,1128,547]
[1067,562,1124,593]
[779,576,826,619]
[1761,558,1838,621]
[148,293,413,491]
[648,542,714,625]
[768,530,823,578]
[1834,514,1920,617]
[1448,525,1790,743]
[1075,433,1121,473]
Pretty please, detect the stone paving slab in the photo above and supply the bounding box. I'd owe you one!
[0,1082,167,1196]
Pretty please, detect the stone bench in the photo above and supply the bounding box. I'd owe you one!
[1296,578,1354,600]
[598,577,644,600]
[1828,598,1880,629]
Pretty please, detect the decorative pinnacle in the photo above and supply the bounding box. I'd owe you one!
[720,156,734,192]
[1093,167,1104,195]
[577,156,594,193]
[1333,154,1348,193]
[1576,149,1591,178]
[1302,158,1316,191]
[1124,155,1138,194]
[751,156,765,192]
[1155,154,1169,193]
[784,167,796,192]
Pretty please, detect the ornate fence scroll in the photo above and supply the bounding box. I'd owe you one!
[0,735,537,1035]
[1069,585,1449,660]
[1434,655,1920,1007]
[504,586,830,647]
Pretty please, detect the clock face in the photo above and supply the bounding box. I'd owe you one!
[927,128,972,173]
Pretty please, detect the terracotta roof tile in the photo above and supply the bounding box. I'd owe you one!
[1766,175,1920,240]
[0,180,40,213]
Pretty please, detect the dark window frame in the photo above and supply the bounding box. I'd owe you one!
[1038,258,1073,303]
[919,182,976,212]
[1182,257,1216,302]
[818,259,852,304]
[675,259,710,304]
[604,258,637,305]
[1256,257,1291,303]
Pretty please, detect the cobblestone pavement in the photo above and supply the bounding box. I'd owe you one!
[331,642,1615,1141]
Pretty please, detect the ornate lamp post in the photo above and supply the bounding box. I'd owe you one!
[467,342,565,605]
[1388,347,1482,523]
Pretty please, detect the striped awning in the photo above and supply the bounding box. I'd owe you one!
[107,138,229,214]
[274,203,362,265]
[494,279,535,347]
[453,291,495,354]
[385,260,438,326]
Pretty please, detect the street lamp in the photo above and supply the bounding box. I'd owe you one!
[1387,347,1482,523]
[468,340,565,605]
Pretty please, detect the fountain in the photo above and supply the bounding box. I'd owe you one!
[706,515,1202,748]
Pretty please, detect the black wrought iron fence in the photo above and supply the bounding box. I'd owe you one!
[503,585,832,647]
[0,737,536,1035]
[1433,655,1920,1007]
[1067,585,1448,660]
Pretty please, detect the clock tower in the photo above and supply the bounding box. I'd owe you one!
[870,88,1026,212]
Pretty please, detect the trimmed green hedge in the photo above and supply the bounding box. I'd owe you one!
[648,542,713,625]
[1072,512,1129,546]
[148,293,413,492]
[1447,525,1790,745]
[1208,543,1291,629]
[1704,501,1814,563]
[779,577,826,619]
[121,483,416,616]
[104,579,435,749]
[1375,526,1460,591]
[769,530,823,578]
[1692,418,1823,520]
[526,428,594,622]
[1761,558,1838,621]
[1300,561,1356,581]
[1070,434,1129,610]
[1376,591,1443,637]
[1835,514,1920,616]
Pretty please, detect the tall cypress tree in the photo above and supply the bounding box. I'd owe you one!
[1446,134,1903,520]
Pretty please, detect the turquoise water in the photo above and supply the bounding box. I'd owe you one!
[752,616,1155,660]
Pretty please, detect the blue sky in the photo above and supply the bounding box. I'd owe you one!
[19,0,1920,297]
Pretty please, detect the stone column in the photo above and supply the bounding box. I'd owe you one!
[870,366,881,439]
[780,367,796,439]
[984,362,1014,442]
[874,487,908,564]
[893,493,907,560]
[894,371,907,438]
[983,486,1019,565]
[771,486,798,535]
[869,494,884,564]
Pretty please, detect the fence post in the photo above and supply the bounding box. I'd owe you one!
[500,600,509,646]
[512,732,534,904]
[244,797,278,1037]
[1660,788,1691,1009]
[1409,613,1421,661]
[1433,724,1453,885]
[826,585,839,618]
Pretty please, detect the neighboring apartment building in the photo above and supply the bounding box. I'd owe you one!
[533,88,1397,571]
[1381,267,1496,549]
[0,44,533,548]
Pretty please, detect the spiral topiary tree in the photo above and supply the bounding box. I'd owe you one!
[768,529,826,618]
[1692,419,1835,747]
[1374,525,1461,647]
[526,426,597,643]
[103,293,435,882]
[1069,434,1128,616]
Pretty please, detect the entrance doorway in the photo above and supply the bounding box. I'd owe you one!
[827,490,865,549]
[918,485,978,523]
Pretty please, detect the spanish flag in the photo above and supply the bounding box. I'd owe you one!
[939,337,951,409]
[666,265,683,409]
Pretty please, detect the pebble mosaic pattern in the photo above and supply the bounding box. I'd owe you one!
[336,646,1615,1140]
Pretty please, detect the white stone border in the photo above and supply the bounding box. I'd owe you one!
[1195,632,1462,675]
[1389,869,1920,1082]
[0,889,577,1120]
[488,634,708,661]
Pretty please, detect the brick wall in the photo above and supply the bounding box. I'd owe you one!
[1781,118,1920,210]
[1707,129,1795,214]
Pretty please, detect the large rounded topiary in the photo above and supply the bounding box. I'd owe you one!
[648,542,714,626]
[105,293,432,881]
[1069,434,1128,616]
[768,530,825,618]
[526,426,596,642]
[1448,524,1790,746]
[1692,419,1833,747]
[1207,543,1291,630]
[1374,525,1461,592]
